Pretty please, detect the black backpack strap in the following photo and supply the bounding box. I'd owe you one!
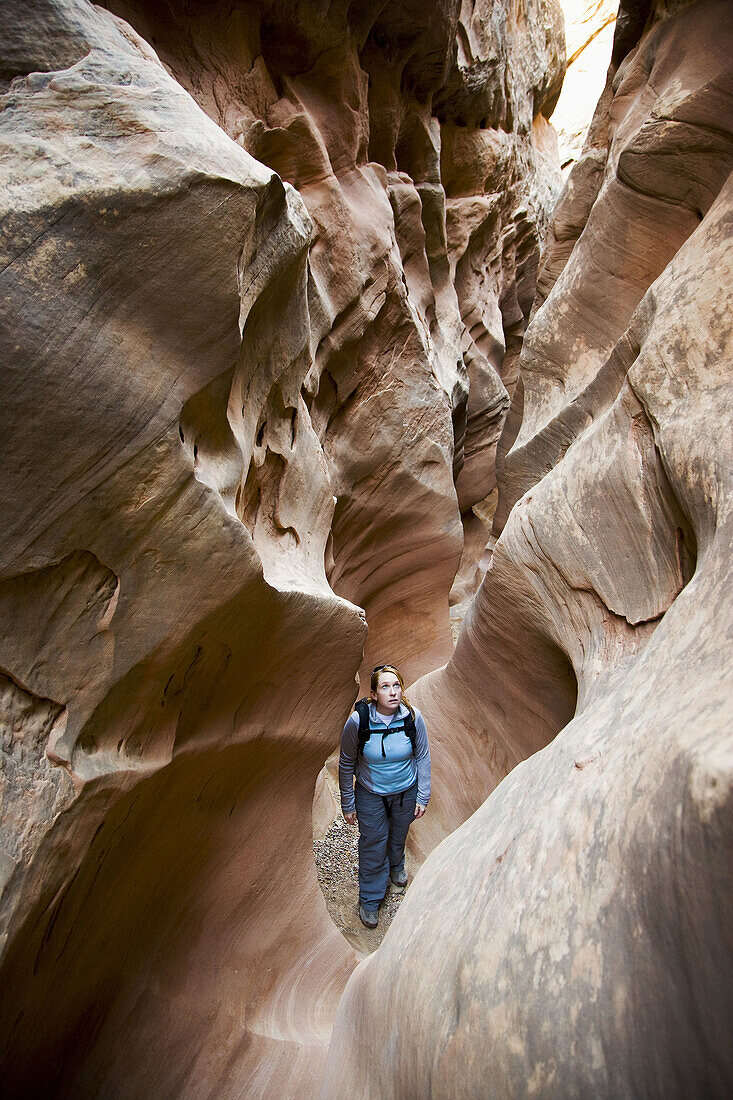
[355,699,417,756]
[403,708,417,754]
[355,698,371,756]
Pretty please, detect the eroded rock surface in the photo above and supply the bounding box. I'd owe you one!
[324,1,733,1095]
[101,0,564,687]
[0,0,563,1096]
[0,1,365,1095]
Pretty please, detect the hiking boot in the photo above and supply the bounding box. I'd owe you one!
[390,868,408,888]
[359,904,378,928]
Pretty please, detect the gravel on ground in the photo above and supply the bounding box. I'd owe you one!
[313,814,409,956]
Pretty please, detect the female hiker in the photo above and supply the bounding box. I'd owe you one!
[339,663,431,928]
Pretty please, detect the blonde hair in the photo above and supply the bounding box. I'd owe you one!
[370,664,414,717]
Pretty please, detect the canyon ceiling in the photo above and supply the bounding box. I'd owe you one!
[1,0,731,1097]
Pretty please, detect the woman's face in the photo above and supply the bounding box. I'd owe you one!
[372,672,402,713]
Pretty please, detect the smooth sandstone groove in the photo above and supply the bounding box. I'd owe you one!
[0,1,370,1095]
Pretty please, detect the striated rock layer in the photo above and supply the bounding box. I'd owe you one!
[0,0,563,1095]
[100,0,564,687]
[0,2,366,1095]
[324,0,733,1095]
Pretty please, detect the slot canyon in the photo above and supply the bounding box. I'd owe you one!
[0,0,731,1096]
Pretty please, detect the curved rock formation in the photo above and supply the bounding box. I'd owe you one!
[99,0,564,687]
[0,0,564,1095]
[324,0,733,1094]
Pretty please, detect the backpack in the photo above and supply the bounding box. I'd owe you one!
[354,698,417,757]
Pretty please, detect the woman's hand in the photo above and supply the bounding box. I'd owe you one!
[344,811,357,826]
[414,803,426,818]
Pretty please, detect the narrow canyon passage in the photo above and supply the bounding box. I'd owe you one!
[1,0,732,1097]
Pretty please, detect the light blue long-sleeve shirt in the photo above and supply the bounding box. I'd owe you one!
[339,701,431,815]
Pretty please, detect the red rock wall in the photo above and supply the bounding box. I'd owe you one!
[0,0,563,1095]
[324,1,733,1095]
[99,0,565,687]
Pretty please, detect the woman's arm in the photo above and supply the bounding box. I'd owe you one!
[414,709,431,815]
[339,712,360,822]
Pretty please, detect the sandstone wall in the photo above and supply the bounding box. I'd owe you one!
[100,0,565,687]
[0,0,564,1095]
[324,1,733,1095]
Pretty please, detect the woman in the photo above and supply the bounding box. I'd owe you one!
[339,664,431,928]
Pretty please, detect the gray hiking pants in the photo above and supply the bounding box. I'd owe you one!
[355,780,417,909]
